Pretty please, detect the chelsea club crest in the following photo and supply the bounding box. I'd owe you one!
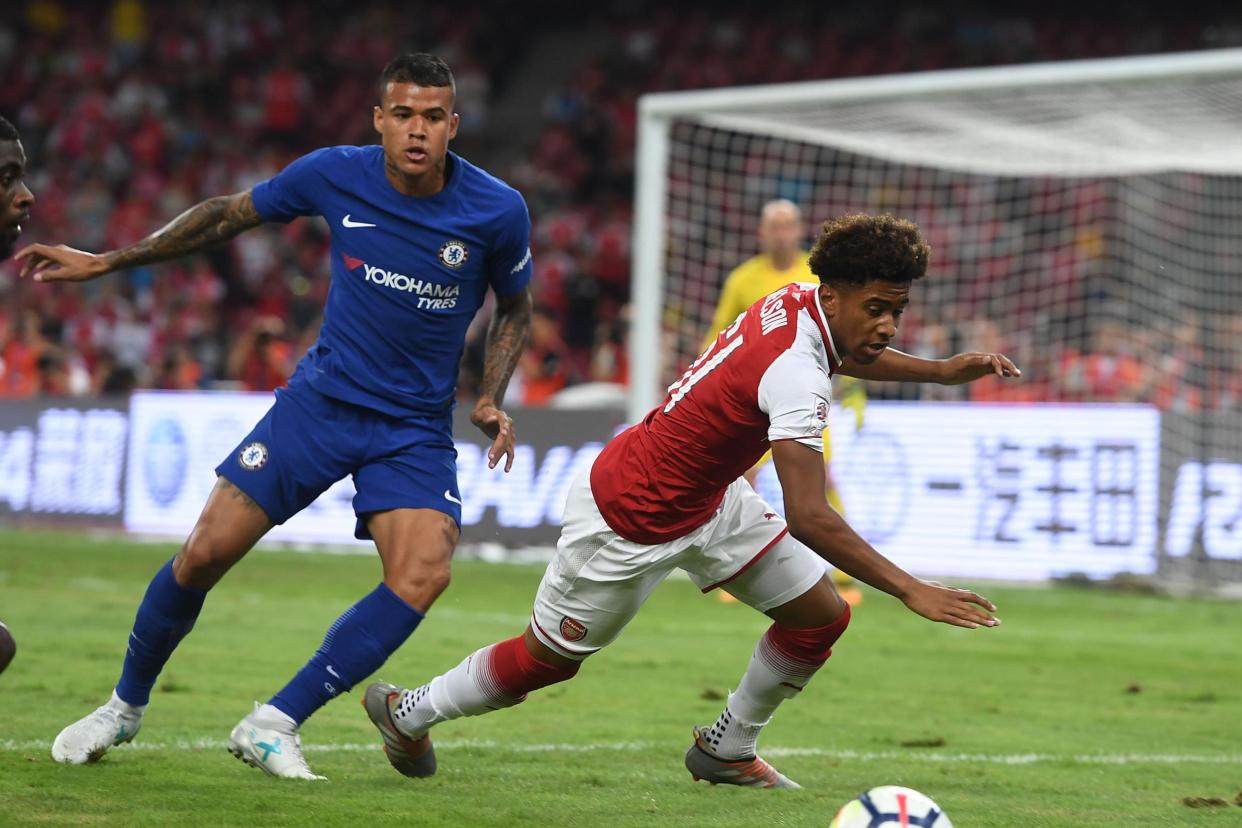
[438,239,469,269]
[239,441,269,471]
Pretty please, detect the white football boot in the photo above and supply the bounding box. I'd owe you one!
[51,691,144,764]
[227,703,326,781]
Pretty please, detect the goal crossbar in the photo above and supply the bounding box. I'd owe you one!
[630,48,1242,420]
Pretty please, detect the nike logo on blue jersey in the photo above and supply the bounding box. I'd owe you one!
[444,490,463,505]
[342,214,377,228]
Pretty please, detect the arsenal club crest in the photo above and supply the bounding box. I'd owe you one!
[559,616,588,642]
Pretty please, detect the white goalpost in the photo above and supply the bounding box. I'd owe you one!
[630,48,1242,590]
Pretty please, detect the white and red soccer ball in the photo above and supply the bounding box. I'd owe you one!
[830,786,953,828]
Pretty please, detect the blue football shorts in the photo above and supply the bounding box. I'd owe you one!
[214,381,461,538]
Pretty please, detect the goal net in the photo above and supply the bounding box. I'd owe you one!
[631,49,1242,591]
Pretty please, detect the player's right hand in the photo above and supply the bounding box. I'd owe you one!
[901,579,1000,629]
[940,352,1021,384]
[14,244,111,283]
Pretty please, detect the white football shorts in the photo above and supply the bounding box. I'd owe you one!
[530,470,826,660]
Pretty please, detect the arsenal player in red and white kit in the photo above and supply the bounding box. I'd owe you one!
[362,214,1021,788]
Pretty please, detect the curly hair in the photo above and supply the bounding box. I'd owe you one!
[808,213,929,286]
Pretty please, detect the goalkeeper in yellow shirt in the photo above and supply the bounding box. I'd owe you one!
[702,199,864,606]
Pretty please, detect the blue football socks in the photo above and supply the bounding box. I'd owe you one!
[115,558,208,707]
[270,583,424,725]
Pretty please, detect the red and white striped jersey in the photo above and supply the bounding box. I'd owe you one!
[591,282,841,544]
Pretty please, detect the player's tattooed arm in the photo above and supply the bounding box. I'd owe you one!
[16,191,264,283]
[471,288,532,472]
[106,191,263,270]
[477,287,532,409]
[838,347,1021,384]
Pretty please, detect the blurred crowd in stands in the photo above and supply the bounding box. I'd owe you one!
[2,0,1239,409]
[660,133,1242,410]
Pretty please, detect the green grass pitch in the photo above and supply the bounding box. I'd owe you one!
[1,530,1239,826]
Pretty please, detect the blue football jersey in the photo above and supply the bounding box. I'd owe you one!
[250,145,533,417]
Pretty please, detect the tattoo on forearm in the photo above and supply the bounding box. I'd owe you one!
[105,192,263,271]
[478,290,532,406]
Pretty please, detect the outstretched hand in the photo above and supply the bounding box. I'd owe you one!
[941,352,1021,385]
[471,403,516,472]
[14,244,110,283]
[901,579,1000,629]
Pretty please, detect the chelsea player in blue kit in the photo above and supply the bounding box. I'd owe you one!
[17,54,534,780]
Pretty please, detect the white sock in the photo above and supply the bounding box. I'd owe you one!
[255,703,296,728]
[700,696,767,760]
[733,626,826,723]
[108,689,146,715]
[392,645,520,738]
[702,630,826,760]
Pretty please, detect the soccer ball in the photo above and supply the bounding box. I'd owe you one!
[829,786,953,827]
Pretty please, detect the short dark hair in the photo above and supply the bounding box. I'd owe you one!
[0,115,18,142]
[378,54,455,102]
[809,213,929,287]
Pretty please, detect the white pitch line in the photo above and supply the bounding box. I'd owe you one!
[760,747,1242,766]
[2,738,1239,766]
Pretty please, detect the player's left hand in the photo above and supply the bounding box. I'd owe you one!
[902,579,1000,629]
[940,352,1021,385]
[471,403,516,472]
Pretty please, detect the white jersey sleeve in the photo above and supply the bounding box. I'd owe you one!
[757,349,833,451]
